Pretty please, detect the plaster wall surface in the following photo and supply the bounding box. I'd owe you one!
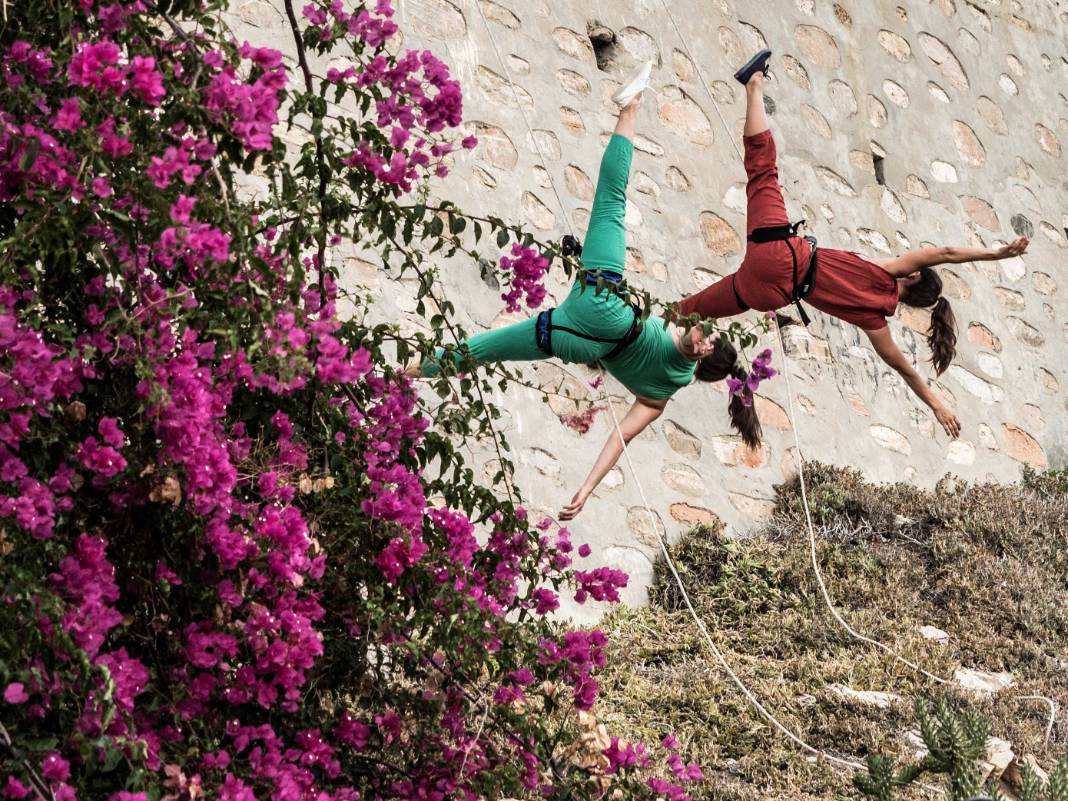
[228,0,1068,618]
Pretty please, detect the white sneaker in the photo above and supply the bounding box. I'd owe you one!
[611,60,654,108]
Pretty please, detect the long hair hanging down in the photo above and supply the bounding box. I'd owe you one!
[900,267,957,375]
[696,337,763,448]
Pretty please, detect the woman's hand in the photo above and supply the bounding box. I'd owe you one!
[994,237,1029,259]
[933,404,961,439]
[559,487,591,521]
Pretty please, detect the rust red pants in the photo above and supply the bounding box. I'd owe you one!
[679,129,812,317]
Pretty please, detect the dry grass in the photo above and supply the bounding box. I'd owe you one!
[596,465,1068,800]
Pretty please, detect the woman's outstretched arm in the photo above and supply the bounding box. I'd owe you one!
[865,326,961,438]
[875,237,1029,277]
[559,398,665,520]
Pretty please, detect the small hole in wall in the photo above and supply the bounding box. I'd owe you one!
[587,23,617,72]
[872,152,887,186]
[763,94,776,115]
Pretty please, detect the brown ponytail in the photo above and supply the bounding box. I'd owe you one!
[927,296,957,376]
[900,266,957,375]
[696,337,763,449]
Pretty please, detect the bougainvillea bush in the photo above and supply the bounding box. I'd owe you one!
[0,0,708,798]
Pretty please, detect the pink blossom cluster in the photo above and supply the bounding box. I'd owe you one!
[0,0,703,798]
[726,347,777,407]
[498,243,549,313]
[318,0,477,193]
[67,40,166,106]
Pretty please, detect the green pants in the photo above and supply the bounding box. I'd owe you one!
[424,134,635,374]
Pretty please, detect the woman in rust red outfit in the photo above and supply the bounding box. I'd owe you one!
[681,50,1029,439]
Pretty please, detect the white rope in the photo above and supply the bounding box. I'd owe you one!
[602,399,870,773]
[657,0,954,686]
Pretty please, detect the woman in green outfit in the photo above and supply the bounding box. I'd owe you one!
[415,64,753,520]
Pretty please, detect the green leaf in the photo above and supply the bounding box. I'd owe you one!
[18,138,40,172]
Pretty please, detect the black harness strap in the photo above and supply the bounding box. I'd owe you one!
[535,269,643,360]
[747,221,819,326]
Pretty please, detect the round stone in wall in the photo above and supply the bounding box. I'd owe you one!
[795,24,841,68]
[728,493,775,521]
[660,462,705,497]
[883,79,909,108]
[815,166,856,196]
[479,0,519,28]
[564,164,594,201]
[1001,425,1047,469]
[1010,214,1034,238]
[669,504,720,529]
[1035,124,1062,158]
[1006,316,1044,348]
[957,27,980,57]
[666,166,691,192]
[1030,271,1056,295]
[993,287,1024,310]
[868,95,888,128]
[238,0,282,27]
[829,79,858,116]
[657,87,714,146]
[755,396,791,430]
[967,322,1001,352]
[918,33,969,91]
[552,27,594,60]
[471,122,518,170]
[801,104,832,139]
[673,49,695,82]
[976,96,1007,135]
[521,192,555,230]
[408,0,467,40]
[626,506,666,548]
[953,121,985,166]
[904,174,929,198]
[699,212,741,256]
[947,440,976,465]
[559,106,585,137]
[782,55,812,91]
[959,196,999,231]
[618,26,660,63]
[528,129,561,161]
[663,420,701,458]
[998,73,1018,96]
[556,69,591,97]
[878,30,912,62]
[928,82,950,103]
[930,160,958,183]
[476,67,532,108]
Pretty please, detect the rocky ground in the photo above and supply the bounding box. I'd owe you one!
[595,464,1068,800]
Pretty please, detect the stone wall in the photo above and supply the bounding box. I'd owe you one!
[228,0,1067,618]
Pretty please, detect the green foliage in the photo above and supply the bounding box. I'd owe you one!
[857,699,1067,801]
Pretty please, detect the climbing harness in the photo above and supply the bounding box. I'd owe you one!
[534,301,642,361]
[747,222,819,326]
[534,271,643,360]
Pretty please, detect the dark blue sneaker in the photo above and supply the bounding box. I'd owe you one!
[734,49,772,85]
